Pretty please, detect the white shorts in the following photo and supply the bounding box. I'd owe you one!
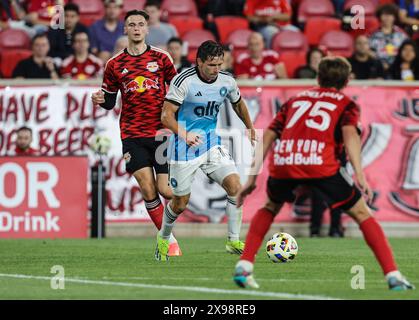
[169,146,238,196]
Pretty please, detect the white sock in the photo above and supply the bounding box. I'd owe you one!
[226,196,242,241]
[235,260,254,272]
[160,203,179,240]
[385,270,402,281]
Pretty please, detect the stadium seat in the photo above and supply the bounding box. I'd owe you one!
[279,51,307,78]
[319,30,354,57]
[227,29,253,59]
[161,0,198,19]
[304,17,342,46]
[298,0,335,24]
[168,16,204,38]
[183,29,216,62]
[349,16,380,38]
[344,0,376,16]
[72,0,104,26]
[271,30,309,53]
[123,0,146,13]
[0,29,31,50]
[214,16,249,44]
[0,49,32,78]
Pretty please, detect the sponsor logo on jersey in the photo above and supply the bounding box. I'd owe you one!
[146,61,159,72]
[123,76,160,93]
[220,87,228,97]
[193,101,220,117]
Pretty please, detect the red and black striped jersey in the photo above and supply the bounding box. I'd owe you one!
[102,46,177,139]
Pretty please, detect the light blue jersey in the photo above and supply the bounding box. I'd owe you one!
[165,67,241,161]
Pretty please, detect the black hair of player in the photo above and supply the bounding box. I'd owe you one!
[318,57,352,90]
[17,126,33,135]
[167,37,183,46]
[196,40,224,63]
[64,3,80,14]
[124,10,149,22]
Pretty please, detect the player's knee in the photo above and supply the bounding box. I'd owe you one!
[158,186,172,200]
[170,196,189,214]
[264,199,282,215]
[140,185,158,201]
[223,175,241,196]
[346,199,372,224]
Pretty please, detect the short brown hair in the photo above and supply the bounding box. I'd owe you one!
[317,57,352,90]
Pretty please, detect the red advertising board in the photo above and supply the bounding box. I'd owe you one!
[0,156,88,238]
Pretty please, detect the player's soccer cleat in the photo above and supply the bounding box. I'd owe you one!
[155,233,169,261]
[388,276,415,291]
[168,241,182,256]
[233,260,259,289]
[226,240,245,254]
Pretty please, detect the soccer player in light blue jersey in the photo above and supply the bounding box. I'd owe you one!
[155,40,256,260]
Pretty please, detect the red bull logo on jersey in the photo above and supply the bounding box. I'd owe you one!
[123,76,159,94]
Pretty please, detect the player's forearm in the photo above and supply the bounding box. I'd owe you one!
[249,129,277,177]
[161,102,187,139]
[99,91,117,110]
[342,126,363,177]
[233,99,254,130]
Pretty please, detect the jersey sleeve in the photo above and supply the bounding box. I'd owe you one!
[268,100,290,137]
[163,53,178,84]
[101,59,119,94]
[341,101,361,130]
[165,75,188,106]
[227,78,241,104]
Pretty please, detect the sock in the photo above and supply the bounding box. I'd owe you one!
[226,196,242,241]
[160,202,179,240]
[241,208,275,263]
[144,197,163,229]
[359,216,398,275]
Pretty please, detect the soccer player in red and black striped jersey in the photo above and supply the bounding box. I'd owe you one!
[233,57,414,291]
[91,10,181,256]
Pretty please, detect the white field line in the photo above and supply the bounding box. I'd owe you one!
[0,273,341,300]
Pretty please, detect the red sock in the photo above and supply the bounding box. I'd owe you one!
[359,216,397,275]
[241,208,275,263]
[145,198,163,230]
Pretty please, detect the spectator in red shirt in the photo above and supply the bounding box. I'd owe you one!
[243,0,297,48]
[234,32,287,80]
[60,31,103,79]
[13,126,39,156]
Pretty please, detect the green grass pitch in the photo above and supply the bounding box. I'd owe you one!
[0,237,418,300]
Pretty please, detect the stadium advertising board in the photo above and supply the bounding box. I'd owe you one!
[0,156,88,238]
[0,85,418,224]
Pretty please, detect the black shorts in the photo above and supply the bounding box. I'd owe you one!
[267,168,362,211]
[122,136,169,174]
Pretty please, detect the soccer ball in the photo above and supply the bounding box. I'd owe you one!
[89,135,112,155]
[266,232,298,263]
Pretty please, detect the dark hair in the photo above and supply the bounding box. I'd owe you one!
[196,40,224,63]
[306,47,325,65]
[376,3,399,21]
[145,0,161,9]
[222,44,232,53]
[124,10,150,22]
[64,3,79,14]
[31,33,48,46]
[167,37,183,46]
[318,57,352,90]
[389,39,419,80]
[17,126,32,135]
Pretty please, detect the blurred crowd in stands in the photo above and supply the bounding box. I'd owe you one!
[0,0,418,80]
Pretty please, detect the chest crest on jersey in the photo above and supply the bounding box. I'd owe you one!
[146,61,159,72]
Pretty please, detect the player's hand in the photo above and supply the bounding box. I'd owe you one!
[185,132,203,147]
[237,177,257,207]
[356,173,373,204]
[247,128,258,146]
[91,90,105,105]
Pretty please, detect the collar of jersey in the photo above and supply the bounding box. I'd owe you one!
[196,66,218,84]
[124,45,150,57]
